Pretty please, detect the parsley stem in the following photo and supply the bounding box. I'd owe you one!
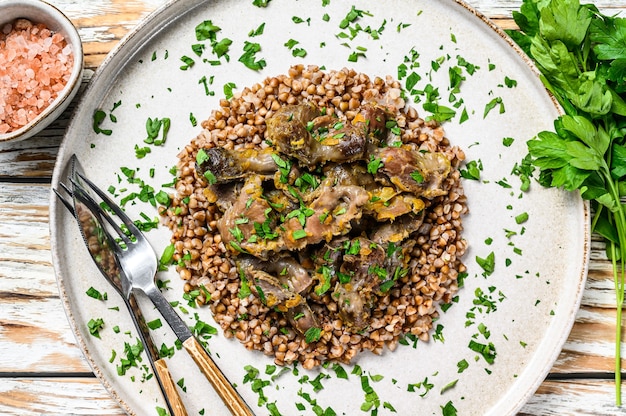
[604,165,626,406]
[610,239,624,406]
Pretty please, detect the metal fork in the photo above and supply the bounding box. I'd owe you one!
[55,179,188,416]
[55,157,253,416]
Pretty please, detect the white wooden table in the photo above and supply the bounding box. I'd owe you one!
[0,0,625,415]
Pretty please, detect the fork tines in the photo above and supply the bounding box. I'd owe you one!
[70,172,142,246]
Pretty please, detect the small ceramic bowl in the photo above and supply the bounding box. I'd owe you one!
[0,0,83,142]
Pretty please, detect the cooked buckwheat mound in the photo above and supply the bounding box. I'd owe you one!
[162,64,468,369]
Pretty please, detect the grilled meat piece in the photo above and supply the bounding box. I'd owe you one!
[248,269,304,310]
[283,185,369,250]
[375,145,451,199]
[370,211,426,245]
[196,147,277,183]
[332,237,385,331]
[266,102,388,169]
[238,256,319,336]
[238,254,313,295]
[332,236,414,330]
[217,175,283,259]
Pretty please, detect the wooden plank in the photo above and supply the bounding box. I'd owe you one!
[521,379,623,416]
[0,378,125,416]
[553,306,626,374]
[0,184,53,288]
[0,297,91,374]
[0,183,91,373]
[0,377,621,416]
[51,0,168,69]
[0,131,63,179]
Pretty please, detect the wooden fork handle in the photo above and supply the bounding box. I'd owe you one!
[154,358,188,416]
[183,337,254,416]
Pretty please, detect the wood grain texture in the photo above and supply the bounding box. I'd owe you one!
[0,378,622,416]
[3,0,626,415]
[0,378,126,416]
[521,380,626,416]
[51,0,167,69]
[0,183,92,373]
[154,359,188,416]
[183,336,254,416]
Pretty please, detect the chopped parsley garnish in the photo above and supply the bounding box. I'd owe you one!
[249,22,266,37]
[134,145,151,159]
[195,20,221,41]
[468,339,497,364]
[144,117,170,146]
[423,102,456,122]
[179,55,195,70]
[483,96,505,118]
[239,41,266,70]
[155,190,170,207]
[92,109,112,135]
[271,153,292,183]
[224,82,237,100]
[441,400,458,416]
[196,149,209,165]
[204,170,217,185]
[504,76,518,88]
[212,38,232,58]
[348,48,367,63]
[304,326,322,343]
[116,338,144,376]
[515,212,529,224]
[86,287,106,301]
[87,318,105,338]
[315,265,332,296]
[476,251,495,277]
[459,159,482,180]
[457,359,469,373]
[292,229,308,240]
[410,170,424,183]
[147,318,163,330]
[367,155,383,174]
[359,374,381,411]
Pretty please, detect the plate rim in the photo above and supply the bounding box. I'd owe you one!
[49,1,591,415]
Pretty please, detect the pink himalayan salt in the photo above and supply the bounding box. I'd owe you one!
[0,18,74,135]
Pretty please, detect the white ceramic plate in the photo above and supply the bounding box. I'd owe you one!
[50,1,589,415]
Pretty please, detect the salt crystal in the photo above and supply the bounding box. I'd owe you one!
[14,34,26,50]
[16,108,27,124]
[39,70,50,86]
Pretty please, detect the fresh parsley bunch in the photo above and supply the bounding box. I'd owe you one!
[508,0,626,405]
